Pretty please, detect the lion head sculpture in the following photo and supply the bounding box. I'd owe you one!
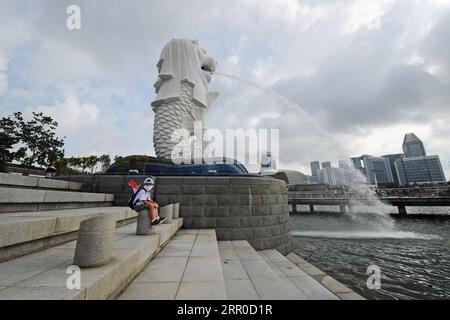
[151,39,218,109]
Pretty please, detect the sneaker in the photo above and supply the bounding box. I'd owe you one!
[150,219,161,227]
[157,217,167,224]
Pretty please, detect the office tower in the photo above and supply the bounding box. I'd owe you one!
[382,154,404,186]
[403,133,426,158]
[310,161,321,183]
[322,161,332,168]
[395,155,446,186]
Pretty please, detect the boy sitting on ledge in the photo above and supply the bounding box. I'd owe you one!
[132,177,166,227]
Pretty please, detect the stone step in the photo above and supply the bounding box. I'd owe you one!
[286,252,366,300]
[258,250,340,300]
[0,207,137,262]
[0,218,183,300]
[218,240,308,300]
[118,229,228,300]
[0,187,115,213]
[0,173,83,191]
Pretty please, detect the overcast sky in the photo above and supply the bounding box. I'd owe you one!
[1,0,449,177]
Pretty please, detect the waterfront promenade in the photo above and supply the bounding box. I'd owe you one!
[0,173,364,300]
[118,229,363,300]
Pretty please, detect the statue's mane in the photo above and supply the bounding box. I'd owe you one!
[152,39,211,109]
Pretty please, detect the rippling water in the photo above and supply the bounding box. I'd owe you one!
[289,207,450,300]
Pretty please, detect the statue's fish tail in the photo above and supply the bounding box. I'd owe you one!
[153,81,194,159]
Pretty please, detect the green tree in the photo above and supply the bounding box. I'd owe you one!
[54,157,68,176]
[0,132,16,172]
[57,157,84,176]
[99,154,111,173]
[78,157,88,173]
[6,112,65,174]
[85,155,99,174]
[0,115,23,172]
[59,155,109,175]
[67,157,78,172]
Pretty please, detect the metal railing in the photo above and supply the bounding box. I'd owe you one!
[288,187,450,200]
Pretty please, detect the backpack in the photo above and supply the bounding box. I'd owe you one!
[128,186,144,210]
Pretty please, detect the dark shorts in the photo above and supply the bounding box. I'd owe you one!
[134,204,149,212]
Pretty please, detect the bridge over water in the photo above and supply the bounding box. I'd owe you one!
[288,187,450,215]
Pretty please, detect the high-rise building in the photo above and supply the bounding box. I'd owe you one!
[382,154,404,186]
[395,155,446,186]
[317,162,353,186]
[350,156,367,178]
[322,161,332,168]
[350,155,397,186]
[310,161,321,184]
[352,133,446,186]
[397,133,446,186]
[395,158,407,186]
[363,155,392,186]
[403,133,426,158]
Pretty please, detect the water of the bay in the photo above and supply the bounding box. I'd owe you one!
[289,206,450,300]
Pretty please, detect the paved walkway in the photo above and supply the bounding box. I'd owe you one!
[219,240,339,300]
[118,230,359,300]
[118,229,227,300]
[0,220,182,300]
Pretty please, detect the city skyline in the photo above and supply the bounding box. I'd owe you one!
[312,132,447,186]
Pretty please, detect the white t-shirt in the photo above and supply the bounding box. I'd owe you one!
[134,189,152,206]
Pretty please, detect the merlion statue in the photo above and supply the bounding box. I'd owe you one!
[151,39,219,160]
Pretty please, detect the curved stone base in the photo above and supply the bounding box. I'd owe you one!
[58,175,292,254]
[154,176,292,254]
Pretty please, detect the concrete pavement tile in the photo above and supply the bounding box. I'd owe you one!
[118,282,179,300]
[176,281,227,300]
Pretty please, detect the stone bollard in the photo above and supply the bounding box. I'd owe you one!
[172,203,180,219]
[159,204,173,223]
[159,204,173,222]
[73,215,116,268]
[136,210,152,235]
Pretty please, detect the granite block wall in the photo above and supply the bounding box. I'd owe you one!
[57,175,292,254]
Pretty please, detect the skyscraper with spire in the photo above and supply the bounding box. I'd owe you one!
[395,133,446,186]
[402,133,426,158]
[350,133,446,186]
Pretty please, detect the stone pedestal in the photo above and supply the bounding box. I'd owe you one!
[155,176,293,255]
[136,210,152,235]
[159,204,173,222]
[172,203,180,219]
[73,215,116,268]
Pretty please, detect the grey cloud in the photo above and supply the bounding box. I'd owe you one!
[273,7,450,135]
[420,10,450,74]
